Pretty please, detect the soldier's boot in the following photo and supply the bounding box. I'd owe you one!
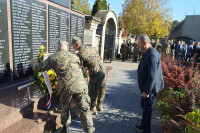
[61,125,69,133]
[91,106,98,115]
[96,103,103,112]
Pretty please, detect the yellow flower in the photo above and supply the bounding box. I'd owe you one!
[49,77,52,81]
[51,74,55,79]
[40,46,45,50]
[52,85,56,89]
[47,70,53,75]
[40,77,44,83]
[47,71,51,75]
[55,81,58,85]
[52,91,54,94]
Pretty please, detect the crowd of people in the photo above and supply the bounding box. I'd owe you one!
[153,39,200,62]
[120,38,200,63]
[120,40,143,62]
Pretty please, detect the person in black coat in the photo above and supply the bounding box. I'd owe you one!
[120,42,127,61]
[170,40,176,59]
[135,34,164,133]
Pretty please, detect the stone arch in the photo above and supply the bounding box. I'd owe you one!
[95,10,118,60]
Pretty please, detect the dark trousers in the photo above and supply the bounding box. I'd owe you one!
[141,93,156,133]
[177,53,182,60]
[182,52,187,61]
[133,53,138,62]
[186,54,193,62]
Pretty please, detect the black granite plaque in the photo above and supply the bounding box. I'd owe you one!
[48,5,69,54]
[11,0,46,80]
[48,0,69,8]
[0,0,10,84]
[70,13,84,52]
[31,2,47,60]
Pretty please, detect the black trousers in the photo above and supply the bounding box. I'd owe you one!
[141,93,156,133]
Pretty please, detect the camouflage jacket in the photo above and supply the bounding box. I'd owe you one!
[33,50,88,94]
[133,43,139,53]
[78,45,106,77]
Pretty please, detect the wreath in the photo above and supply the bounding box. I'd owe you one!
[34,46,58,95]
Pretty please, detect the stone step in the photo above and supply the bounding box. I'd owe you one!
[1,109,61,133]
[0,100,35,132]
[0,84,47,132]
[0,105,22,132]
[1,97,61,133]
[1,96,79,133]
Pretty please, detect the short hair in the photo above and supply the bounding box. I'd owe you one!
[192,41,195,44]
[72,36,82,45]
[138,34,150,44]
[58,41,69,47]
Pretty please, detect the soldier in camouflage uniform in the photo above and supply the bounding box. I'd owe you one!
[154,39,162,53]
[126,40,131,59]
[72,36,106,115]
[132,42,139,62]
[164,40,171,55]
[30,41,94,133]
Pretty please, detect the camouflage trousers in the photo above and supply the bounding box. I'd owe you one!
[89,71,106,108]
[60,92,94,133]
[133,52,139,62]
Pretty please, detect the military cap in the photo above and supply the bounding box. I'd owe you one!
[72,36,82,45]
[58,41,69,46]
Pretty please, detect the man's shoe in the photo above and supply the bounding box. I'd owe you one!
[134,125,143,132]
[61,125,69,133]
[96,103,103,112]
[91,107,98,115]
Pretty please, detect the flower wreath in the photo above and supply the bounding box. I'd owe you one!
[34,46,58,95]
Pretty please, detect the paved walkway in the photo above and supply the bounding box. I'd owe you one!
[55,60,162,133]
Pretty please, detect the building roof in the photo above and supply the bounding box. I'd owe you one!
[170,15,200,41]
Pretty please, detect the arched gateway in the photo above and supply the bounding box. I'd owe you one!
[95,10,118,61]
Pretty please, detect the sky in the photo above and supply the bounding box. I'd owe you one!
[88,0,200,22]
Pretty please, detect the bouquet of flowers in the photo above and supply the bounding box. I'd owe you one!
[34,46,58,95]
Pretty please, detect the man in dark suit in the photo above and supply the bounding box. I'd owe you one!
[135,34,164,133]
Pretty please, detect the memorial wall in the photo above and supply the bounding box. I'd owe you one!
[0,0,10,84]
[0,0,85,86]
[48,5,69,54]
[70,13,84,51]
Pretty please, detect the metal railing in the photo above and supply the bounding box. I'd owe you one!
[18,81,35,103]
